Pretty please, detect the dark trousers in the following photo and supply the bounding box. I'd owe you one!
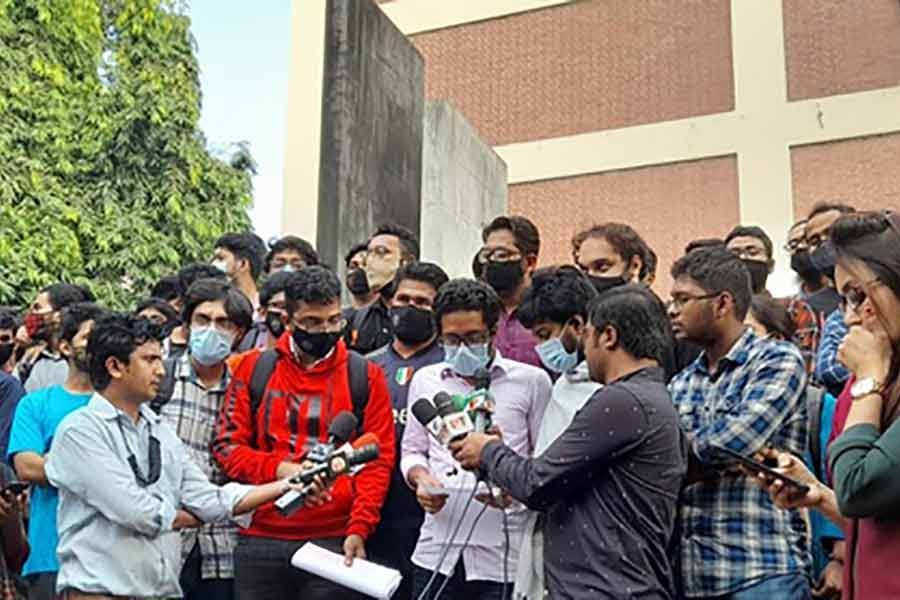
[367,525,420,600]
[412,563,511,600]
[26,573,58,600]
[233,535,368,600]
[179,543,234,600]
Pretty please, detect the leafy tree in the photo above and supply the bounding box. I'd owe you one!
[0,0,254,309]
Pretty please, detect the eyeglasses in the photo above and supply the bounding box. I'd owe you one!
[783,239,808,253]
[441,331,491,348]
[666,293,721,312]
[117,418,161,487]
[291,316,346,333]
[841,278,882,313]
[476,247,522,265]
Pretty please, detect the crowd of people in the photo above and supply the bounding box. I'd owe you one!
[0,201,896,600]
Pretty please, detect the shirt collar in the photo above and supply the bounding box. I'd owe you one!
[692,327,756,375]
[88,392,161,425]
[178,352,230,391]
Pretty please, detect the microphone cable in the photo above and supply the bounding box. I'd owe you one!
[432,501,490,600]
[501,506,510,600]
[415,485,478,600]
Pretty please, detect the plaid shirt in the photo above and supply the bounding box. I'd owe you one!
[815,309,850,391]
[669,329,810,597]
[160,353,236,580]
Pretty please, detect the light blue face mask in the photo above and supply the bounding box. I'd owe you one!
[444,343,490,377]
[280,264,296,273]
[189,326,234,367]
[535,337,579,374]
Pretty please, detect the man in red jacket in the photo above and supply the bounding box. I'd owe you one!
[214,266,395,600]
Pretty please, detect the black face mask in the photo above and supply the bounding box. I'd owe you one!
[587,274,627,296]
[740,259,770,294]
[391,306,435,345]
[292,328,341,360]
[265,312,286,340]
[346,269,371,296]
[0,343,13,366]
[483,260,524,296]
[790,251,822,283]
[811,242,837,281]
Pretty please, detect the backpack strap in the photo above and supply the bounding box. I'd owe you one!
[806,385,825,477]
[150,356,180,414]
[346,350,369,436]
[249,349,279,418]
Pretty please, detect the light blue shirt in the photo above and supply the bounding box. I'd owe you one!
[7,385,91,576]
[45,393,252,598]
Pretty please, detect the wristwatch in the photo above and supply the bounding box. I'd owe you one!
[850,377,883,400]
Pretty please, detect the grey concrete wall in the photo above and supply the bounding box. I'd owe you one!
[420,101,508,278]
[316,0,424,271]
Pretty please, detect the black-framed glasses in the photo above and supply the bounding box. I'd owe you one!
[117,418,161,487]
[441,331,491,348]
[841,278,882,314]
[666,293,721,312]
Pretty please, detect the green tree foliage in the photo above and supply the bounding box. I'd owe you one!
[0,0,253,308]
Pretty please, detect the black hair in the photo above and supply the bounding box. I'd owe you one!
[471,251,484,279]
[178,263,227,295]
[87,313,165,391]
[571,222,654,280]
[725,225,774,260]
[394,262,450,295]
[42,283,94,311]
[433,278,503,334]
[284,266,342,314]
[370,223,420,262]
[518,265,598,329]
[59,302,106,344]
[671,246,752,320]
[265,235,319,272]
[134,297,180,326]
[808,201,855,220]
[482,215,541,258]
[748,295,795,341]
[0,308,20,332]
[214,232,267,280]
[150,274,182,303]
[588,284,669,363]
[643,247,658,282]
[260,271,295,307]
[831,211,900,423]
[684,238,724,255]
[181,278,254,333]
[344,242,369,268]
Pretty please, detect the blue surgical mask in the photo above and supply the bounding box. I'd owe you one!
[189,326,234,367]
[535,337,579,374]
[444,343,490,377]
[280,264,296,273]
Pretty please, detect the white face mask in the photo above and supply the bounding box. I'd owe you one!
[212,260,230,276]
[364,254,400,293]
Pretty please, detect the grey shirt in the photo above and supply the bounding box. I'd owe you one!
[481,367,687,600]
[45,393,253,598]
[22,354,68,393]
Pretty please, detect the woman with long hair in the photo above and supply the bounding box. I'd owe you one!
[756,211,900,599]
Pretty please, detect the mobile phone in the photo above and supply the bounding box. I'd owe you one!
[2,481,28,497]
[419,484,450,498]
[712,446,810,494]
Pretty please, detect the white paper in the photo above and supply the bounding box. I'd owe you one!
[291,543,403,599]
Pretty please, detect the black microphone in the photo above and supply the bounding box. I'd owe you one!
[411,398,445,441]
[434,391,473,442]
[469,368,494,434]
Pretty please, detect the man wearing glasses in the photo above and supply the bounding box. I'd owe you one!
[666,247,811,600]
[214,266,395,600]
[401,278,551,599]
[44,313,322,600]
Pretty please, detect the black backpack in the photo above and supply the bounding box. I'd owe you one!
[151,350,370,435]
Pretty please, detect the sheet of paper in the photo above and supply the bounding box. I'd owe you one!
[291,543,403,599]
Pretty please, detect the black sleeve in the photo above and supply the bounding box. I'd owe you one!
[481,385,649,510]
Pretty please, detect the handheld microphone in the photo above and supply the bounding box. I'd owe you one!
[411,398,445,441]
[468,368,494,434]
[434,391,473,443]
[306,411,358,463]
[276,433,381,516]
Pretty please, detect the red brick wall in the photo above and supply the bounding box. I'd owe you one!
[410,0,735,146]
[791,133,900,218]
[783,0,900,101]
[509,156,741,293]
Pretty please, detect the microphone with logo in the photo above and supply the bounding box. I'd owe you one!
[433,391,474,443]
[275,413,380,516]
[466,367,495,434]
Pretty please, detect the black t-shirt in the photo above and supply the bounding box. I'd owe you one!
[345,300,393,355]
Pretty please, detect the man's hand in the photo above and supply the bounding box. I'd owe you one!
[812,558,842,599]
[281,473,333,508]
[276,460,307,480]
[343,534,366,566]
[410,468,448,514]
[173,509,202,530]
[449,433,499,471]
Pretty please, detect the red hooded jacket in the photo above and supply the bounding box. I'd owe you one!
[213,335,395,541]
